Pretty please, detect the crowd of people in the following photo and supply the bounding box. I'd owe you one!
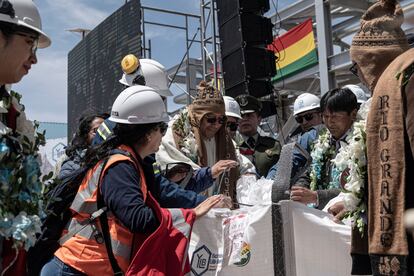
[1,0,414,275]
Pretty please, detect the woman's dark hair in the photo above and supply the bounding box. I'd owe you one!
[65,113,109,158]
[320,88,358,114]
[82,122,161,168]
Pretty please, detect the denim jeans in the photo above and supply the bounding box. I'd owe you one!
[40,256,86,276]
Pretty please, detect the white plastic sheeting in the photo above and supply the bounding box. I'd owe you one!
[280,200,352,276]
[189,205,274,276]
[189,177,353,276]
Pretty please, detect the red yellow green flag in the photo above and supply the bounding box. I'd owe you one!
[268,19,318,82]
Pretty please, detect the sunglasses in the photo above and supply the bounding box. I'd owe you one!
[157,122,168,136]
[226,122,238,131]
[205,115,226,125]
[295,113,315,124]
[349,62,358,77]
[15,32,38,55]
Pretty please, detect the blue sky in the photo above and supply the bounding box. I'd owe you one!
[13,0,288,123]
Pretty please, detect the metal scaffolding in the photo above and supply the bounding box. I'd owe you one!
[270,0,414,96]
[140,6,204,105]
[200,0,220,89]
[142,0,414,109]
[143,2,220,105]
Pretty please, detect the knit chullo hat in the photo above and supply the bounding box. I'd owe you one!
[188,81,225,128]
[350,0,409,92]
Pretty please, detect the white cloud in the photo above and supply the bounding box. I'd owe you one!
[13,1,120,123]
[21,0,294,124]
[13,50,67,122]
[144,26,187,42]
[42,0,109,29]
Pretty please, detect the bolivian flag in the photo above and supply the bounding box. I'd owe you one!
[268,19,318,82]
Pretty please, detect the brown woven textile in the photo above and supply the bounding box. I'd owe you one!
[350,0,409,92]
[366,48,414,275]
[173,81,239,200]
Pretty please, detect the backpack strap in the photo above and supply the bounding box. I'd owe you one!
[57,154,124,275]
[58,157,111,245]
[96,148,133,276]
[96,148,143,276]
[97,179,124,276]
[58,149,141,275]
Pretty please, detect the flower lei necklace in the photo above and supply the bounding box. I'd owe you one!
[172,108,198,163]
[0,90,47,250]
[310,122,367,234]
[309,128,337,191]
[333,120,367,235]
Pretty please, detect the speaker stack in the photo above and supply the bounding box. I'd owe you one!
[216,0,276,99]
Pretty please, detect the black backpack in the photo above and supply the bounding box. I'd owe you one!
[26,163,90,275]
[27,150,128,276]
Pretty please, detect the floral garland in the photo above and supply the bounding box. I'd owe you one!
[309,129,336,191]
[172,108,198,163]
[309,122,367,235]
[0,90,46,250]
[333,120,367,235]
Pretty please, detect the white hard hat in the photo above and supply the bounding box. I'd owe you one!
[109,86,169,124]
[0,0,51,48]
[343,84,367,104]
[223,96,242,119]
[293,93,320,116]
[119,56,173,97]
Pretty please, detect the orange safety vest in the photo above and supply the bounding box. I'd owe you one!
[55,145,146,275]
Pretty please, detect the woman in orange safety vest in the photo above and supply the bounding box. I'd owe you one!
[41,86,223,276]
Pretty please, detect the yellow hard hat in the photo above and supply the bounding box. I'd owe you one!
[121,54,140,74]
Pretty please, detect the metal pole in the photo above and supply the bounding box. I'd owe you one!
[211,0,218,90]
[141,5,199,19]
[315,0,335,95]
[185,16,191,105]
[141,7,146,58]
[168,29,200,86]
[200,0,207,81]
[148,39,152,59]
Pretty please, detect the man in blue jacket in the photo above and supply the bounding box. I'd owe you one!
[267,93,323,181]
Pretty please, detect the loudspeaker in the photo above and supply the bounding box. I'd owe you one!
[222,47,276,88]
[224,80,273,99]
[216,0,275,99]
[216,0,270,25]
[219,13,273,57]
